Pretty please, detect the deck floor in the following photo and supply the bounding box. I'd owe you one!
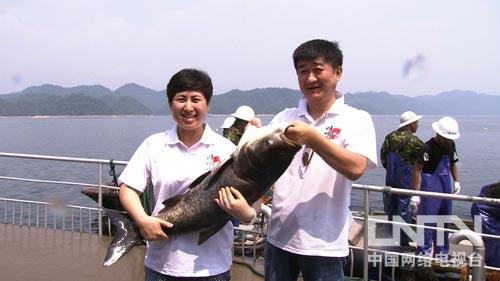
[0,224,263,281]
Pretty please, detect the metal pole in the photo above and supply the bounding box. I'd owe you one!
[98,163,103,236]
[449,229,485,281]
[363,188,369,281]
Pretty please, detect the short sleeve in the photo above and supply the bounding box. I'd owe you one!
[118,138,152,192]
[344,110,378,170]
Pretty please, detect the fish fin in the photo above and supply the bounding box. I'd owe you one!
[188,170,211,189]
[81,187,124,211]
[81,187,99,202]
[158,195,184,214]
[198,222,227,245]
[186,157,234,191]
[103,209,143,267]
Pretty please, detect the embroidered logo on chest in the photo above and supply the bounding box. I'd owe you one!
[324,126,341,140]
[206,154,221,171]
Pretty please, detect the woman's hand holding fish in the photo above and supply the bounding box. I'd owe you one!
[136,215,173,241]
[120,184,173,241]
[215,187,255,223]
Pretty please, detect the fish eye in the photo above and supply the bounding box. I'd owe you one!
[265,139,273,147]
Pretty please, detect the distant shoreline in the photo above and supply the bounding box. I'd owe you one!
[0,115,166,119]
[1,113,499,119]
[0,113,280,119]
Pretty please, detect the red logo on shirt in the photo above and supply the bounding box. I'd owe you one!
[324,126,341,140]
[206,154,221,171]
[212,155,220,163]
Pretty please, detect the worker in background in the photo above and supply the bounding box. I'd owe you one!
[221,116,236,137]
[412,116,461,257]
[471,181,500,267]
[221,105,261,230]
[380,111,423,247]
[224,105,256,145]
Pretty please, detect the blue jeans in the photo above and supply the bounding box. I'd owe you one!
[265,242,345,281]
[145,267,230,281]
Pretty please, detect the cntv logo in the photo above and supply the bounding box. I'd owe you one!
[368,215,482,247]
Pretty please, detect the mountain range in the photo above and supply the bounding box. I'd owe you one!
[0,83,499,116]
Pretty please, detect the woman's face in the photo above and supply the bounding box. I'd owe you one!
[170,91,210,133]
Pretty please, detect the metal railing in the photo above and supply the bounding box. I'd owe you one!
[0,152,127,236]
[0,152,266,276]
[1,152,499,280]
[1,197,101,233]
[352,183,500,281]
[232,222,267,277]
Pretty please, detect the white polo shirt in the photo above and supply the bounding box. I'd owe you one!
[267,93,378,257]
[119,124,236,277]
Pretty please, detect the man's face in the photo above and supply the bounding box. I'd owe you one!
[296,57,342,103]
[410,121,419,133]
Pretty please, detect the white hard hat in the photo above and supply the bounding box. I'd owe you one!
[231,105,255,122]
[432,116,460,140]
[220,116,235,129]
[398,111,422,128]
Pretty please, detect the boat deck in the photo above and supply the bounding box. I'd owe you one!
[0,224,263,281]
[2,153,499,281]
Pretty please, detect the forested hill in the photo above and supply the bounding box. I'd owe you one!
[1,83,499,116]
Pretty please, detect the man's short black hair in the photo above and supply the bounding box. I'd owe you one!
[293,39,343,71]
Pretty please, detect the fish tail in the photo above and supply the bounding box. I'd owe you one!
[103,209,143,267]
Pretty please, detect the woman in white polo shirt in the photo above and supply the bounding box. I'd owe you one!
[118,68,256,281]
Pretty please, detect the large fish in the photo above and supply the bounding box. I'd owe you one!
[103,125,301,267]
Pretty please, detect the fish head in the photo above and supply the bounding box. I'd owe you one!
[234,125,301,186]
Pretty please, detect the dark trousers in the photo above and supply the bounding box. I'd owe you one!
[145,267,230,281]
[384,193,413,246]
[265,242,345,281]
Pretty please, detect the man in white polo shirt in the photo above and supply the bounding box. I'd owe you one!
[264,39,378,281]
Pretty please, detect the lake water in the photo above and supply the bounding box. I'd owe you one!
[1,114,499,219]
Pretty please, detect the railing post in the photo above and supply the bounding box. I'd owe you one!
[363,188,369,281]
[449,229,485,281]
[98,163,103,236]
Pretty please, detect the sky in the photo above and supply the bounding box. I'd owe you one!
[1,0,499,97]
